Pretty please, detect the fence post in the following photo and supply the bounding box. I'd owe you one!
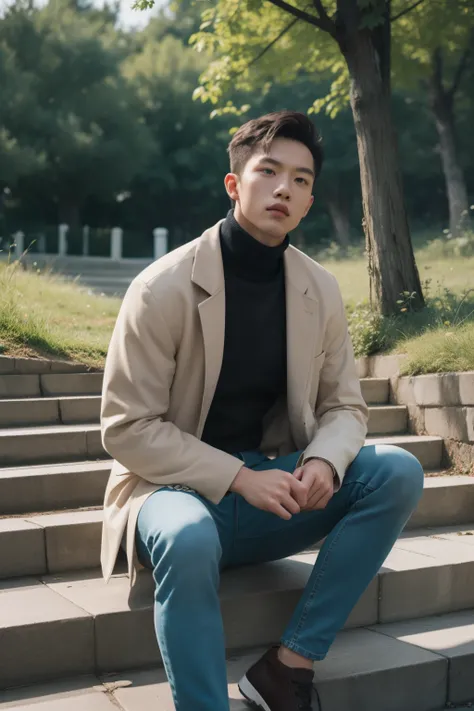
[13,231,25,258]
[58,224,69,256]
[153,228,168,260]
[111,227,123,260]
[37,234,46,253]
[82,225,90,256]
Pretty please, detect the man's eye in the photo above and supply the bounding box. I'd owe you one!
[262,168,274,175]
[296,177,308,185]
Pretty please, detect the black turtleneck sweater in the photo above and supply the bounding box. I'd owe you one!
[201,210,288,454]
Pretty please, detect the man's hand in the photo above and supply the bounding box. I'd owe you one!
[230,466,309,520]
[293,459,335,511]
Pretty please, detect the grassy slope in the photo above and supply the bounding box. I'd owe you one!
[0,262,121,368]
[1,250,473,374]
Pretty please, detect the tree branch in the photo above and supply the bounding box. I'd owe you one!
[311,0,337,35]
[246,17,300,71]
[449,34,473,97]
[265,0,331,33]
[390,0,425,22]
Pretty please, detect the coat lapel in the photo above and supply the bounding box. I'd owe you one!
[191,223,226,438]
[284,248,319,447]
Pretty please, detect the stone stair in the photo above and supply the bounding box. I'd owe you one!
[0,362,473,710]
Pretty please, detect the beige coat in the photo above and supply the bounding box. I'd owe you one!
[100,221,369,586]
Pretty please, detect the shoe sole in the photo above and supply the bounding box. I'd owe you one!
[238,675,272,711]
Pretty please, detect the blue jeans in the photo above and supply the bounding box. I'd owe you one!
[136,444,424,711]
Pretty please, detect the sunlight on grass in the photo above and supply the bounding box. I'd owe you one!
[1,240,473,373]
[0,261,121,367]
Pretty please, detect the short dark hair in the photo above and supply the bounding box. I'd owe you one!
[228,110,323,180]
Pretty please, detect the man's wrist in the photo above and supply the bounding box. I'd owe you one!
[303,457,341,489]
[230,465,253,494]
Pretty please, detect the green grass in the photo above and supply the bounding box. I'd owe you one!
[1,237,473,374]
[0,260,121,368]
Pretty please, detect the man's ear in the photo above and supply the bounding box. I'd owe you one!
[224,173,239,202]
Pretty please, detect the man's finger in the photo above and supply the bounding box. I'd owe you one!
[271,502,293,520]
[308,488,333,510]
[293,467,304,480]
[282,492,301,515]
[289,477,309,507]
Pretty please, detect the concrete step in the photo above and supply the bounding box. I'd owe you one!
[0,373,385,403]
[2,477,474,574]
[1,611,473,710]
[0,460,111,515]
[361,377,389,404]
[0,423,106,466]
[0,393,405,433]
[0,420,442,468]
[365,434,444,471]
[2,528,474,689]
[0,396,101,427]
[0,373,103,399]
[367,405,407,435]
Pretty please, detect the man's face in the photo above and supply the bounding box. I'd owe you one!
[225,137,315,246]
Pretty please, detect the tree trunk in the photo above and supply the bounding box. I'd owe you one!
[337,5,424,316]
[430,55,471,236]
[324,189,351,248]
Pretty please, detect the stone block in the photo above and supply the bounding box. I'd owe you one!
[369,610,474,705]
[0,676,114,709]
[459,372,474,405]
[0,426,88,466]
[28,510,103,574]
[356,357,368,378]
[13,357,52,374]
[409,477,474,529]
[45,572,160,672]
[394,377,417,405]
[41,372,103,396]
[0,579,94,687]
[379,536,474,622]
[367,406,407,435]
[86,427,107,457]
[367,355,407,379]
[0,519,46,578]
[424,407,473,443]
[0,461,111,516]
[0,374,41,399]
[0,356,16,374]
[0,398,60,427]
[413,373,461,407]
[360,378,389,405]
[314,627,446,711]
[59,396,101,424]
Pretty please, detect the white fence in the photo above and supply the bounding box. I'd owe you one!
[10,224,168,261]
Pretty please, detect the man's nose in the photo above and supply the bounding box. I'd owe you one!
[274,180,291,200]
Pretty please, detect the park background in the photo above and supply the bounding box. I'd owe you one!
[0,0,473,373]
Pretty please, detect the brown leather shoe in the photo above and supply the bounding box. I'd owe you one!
[238,646,320,711]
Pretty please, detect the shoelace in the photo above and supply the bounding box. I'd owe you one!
[292,679,313,710]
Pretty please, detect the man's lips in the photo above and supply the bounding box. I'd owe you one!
[267,204,290,216]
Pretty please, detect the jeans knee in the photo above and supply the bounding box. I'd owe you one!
[150,517,222,577]
[383,447,424,507]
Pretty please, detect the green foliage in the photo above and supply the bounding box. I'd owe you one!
[346,303,389,357]
[0,0,153,221]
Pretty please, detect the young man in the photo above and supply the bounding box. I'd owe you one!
[100,111,424,711]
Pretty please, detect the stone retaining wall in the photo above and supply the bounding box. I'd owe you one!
[0,355,97,374]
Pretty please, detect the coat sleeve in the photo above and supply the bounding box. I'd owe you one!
[300,277,369,486]
[100,277,243,504]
